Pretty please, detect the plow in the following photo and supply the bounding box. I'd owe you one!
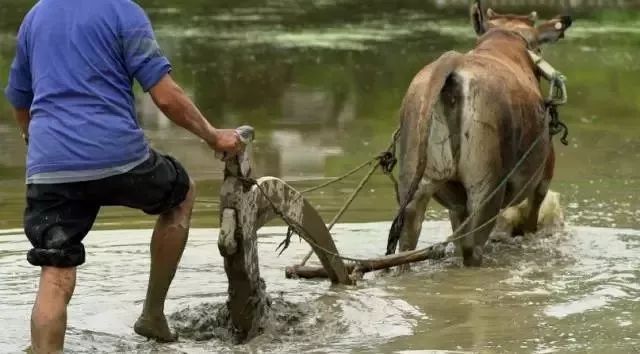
[216,126,454,342]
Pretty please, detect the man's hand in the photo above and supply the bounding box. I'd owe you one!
[13,108,30,145]
[208,129,243,153]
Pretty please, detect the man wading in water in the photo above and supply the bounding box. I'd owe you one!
[4,0,243,352]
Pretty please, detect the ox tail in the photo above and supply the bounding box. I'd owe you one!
[386,51,463,256]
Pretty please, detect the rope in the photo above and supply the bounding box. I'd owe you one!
[299,159,380,265]
[300,158,377,194]
[236,99,557,267]
[247,140,549,266]
[298,148,399,265]
[194,149,394,206]
[194,154,385,205]
[248,95,561,265]
[295,130,400,265]
[300,128,399,195]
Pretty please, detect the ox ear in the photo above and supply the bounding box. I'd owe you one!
[536,15,573,44]
[470,3,487,35]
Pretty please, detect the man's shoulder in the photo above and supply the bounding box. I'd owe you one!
[20,1,41,27]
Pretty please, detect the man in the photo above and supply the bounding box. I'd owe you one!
[4,0,243,352]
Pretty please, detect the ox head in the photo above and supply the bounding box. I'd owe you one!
[470,2,572,49]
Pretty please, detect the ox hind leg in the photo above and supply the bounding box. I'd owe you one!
[520,183,548,236]
[460,180,506,267]
[521,148,554,235]
[434,181,468,234]
[522,173,553,236]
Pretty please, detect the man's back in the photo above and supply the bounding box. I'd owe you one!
[6,0,171,182]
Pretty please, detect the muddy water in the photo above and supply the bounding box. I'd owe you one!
[1,224,639,353]
[1,1,640,353]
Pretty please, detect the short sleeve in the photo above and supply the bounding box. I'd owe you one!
[119,2,171,92]
[4,19,34,109]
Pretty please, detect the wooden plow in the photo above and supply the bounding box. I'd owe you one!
[216,126,454,342]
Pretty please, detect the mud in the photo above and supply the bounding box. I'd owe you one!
[170,294,340,347]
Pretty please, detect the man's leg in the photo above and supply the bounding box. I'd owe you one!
[91,150,195,341]
[134,178,196,341]
[24,182,98,353]
[30,267,76,354]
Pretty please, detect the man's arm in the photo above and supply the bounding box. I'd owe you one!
[14,108,30,143]
[4,13,33,144]
[120,3,240,154]
[148,74,240,153]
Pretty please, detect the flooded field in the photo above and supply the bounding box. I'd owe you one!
[1,223,638,353]
[0,0,639,353]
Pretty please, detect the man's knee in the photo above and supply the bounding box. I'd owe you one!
[165,178,196,223]
[175,178,196,209]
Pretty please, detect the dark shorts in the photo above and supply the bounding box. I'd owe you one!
[24,149,191,268]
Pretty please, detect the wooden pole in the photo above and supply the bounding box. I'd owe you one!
[218,126,269,343]
[285,242,448,280]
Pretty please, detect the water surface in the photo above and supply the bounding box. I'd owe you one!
[1,223,639,353]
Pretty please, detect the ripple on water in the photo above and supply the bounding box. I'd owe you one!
[1,223,639,353]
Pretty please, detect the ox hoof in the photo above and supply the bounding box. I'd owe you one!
[462,246,484,267]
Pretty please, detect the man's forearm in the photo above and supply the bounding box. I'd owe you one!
[151,78,217,144]
[164,93,215,142]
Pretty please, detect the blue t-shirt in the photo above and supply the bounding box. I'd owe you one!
[4,0,171,183]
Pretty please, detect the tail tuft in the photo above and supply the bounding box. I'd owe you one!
[386,213,405,255]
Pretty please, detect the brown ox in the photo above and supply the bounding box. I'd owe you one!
[386,4,572,266]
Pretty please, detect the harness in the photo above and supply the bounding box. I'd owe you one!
[528,50,570,145]
[509,29,570,145]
